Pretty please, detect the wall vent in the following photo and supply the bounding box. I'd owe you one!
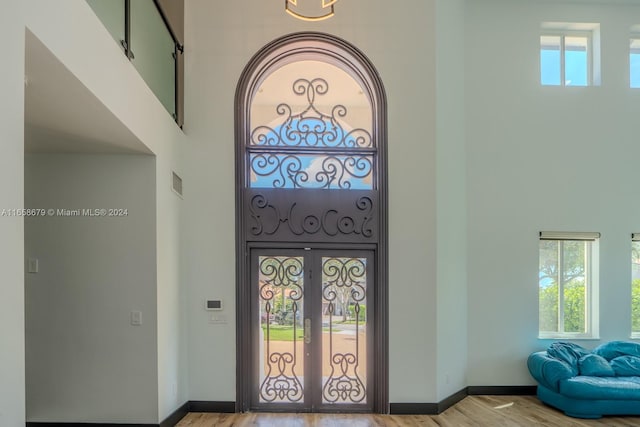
[172,171,183,197]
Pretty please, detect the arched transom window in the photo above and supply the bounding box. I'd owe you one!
[247,60,376,190]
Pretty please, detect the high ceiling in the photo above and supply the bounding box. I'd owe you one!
[24,30,151,155]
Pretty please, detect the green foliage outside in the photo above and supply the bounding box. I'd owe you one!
[262,325,304,341]
[563,283,586,333]
[261,325,337,341]
[632,279,640,333]
[268,283,300,327]
[540,237,640,334]
[539,283,559,332]
[539,240,587,333]
[539,281,585,333]
[347,304,366,322]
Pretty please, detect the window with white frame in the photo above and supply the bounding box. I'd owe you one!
[630,38,640,88]
[540,23,600,87]
[631,234,640,337]
[539,231,600,339]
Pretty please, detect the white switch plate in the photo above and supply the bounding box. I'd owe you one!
[131,311,142,326]
[209,314,228,324]
[28,258,38,273]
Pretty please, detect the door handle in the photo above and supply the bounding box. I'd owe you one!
[304,318,311,344]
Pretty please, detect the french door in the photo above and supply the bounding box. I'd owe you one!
[250,248,374,412]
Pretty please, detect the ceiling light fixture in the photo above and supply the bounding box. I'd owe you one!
[285,0,339,22]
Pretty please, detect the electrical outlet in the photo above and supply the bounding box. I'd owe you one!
[28,258,39,274]
[131,311,142,326]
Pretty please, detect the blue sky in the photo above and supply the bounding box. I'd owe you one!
[250,122,373,189]
[543,41,640,87]
[250,153,372,189]
[540,48,588,86]
[631,53,640,88]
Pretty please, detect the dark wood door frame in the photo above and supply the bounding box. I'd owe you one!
[235,32,388,413]
[249,248,375,412]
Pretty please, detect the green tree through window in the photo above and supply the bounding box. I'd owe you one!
[632,239,640,335]
[539,235,596,336]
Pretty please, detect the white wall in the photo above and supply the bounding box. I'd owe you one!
[466,0,640,386]
[11,1,640,419]
[183,0,441,403]
[436,0,468,400]
[25,154,157,423]
[384,1,440,404]
[21,0,187,422]
[0,3,26,426]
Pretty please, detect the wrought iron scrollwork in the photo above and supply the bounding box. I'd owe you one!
[259,256,304,403]
[250,153,373,190]
[321,257,367,404]
[248,193,374,239]
[249,78,374,190]
[259,350,304,402]
[251,78,372,149]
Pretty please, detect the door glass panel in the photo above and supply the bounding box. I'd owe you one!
[258,255,305,403]
[321,256,367,404]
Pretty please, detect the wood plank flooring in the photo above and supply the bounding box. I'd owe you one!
[176,396,640,426]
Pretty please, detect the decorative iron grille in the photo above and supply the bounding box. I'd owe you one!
[321,256,367,404]
[248,78,375,190]
[258,256,305,403]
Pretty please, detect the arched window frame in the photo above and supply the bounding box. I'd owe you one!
[235,32,388,413]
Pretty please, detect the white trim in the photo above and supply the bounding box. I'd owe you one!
[541,22,599,32]
[538,332,600,340]
[630,36,640,55]
[588,240,600,338]
[540,231,600,240]
[538,236,599,339]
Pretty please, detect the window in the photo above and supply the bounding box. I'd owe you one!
[247,61,375,190]
[540,23,600,87]
[539,231,600,339]
[631,38,640,88]
[632,234,640,337]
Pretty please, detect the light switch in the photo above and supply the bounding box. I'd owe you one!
[131,311,142,326]
[209,314,228,324]
[28,258,38,274]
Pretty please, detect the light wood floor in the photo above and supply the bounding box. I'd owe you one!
[176,395,640,426]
